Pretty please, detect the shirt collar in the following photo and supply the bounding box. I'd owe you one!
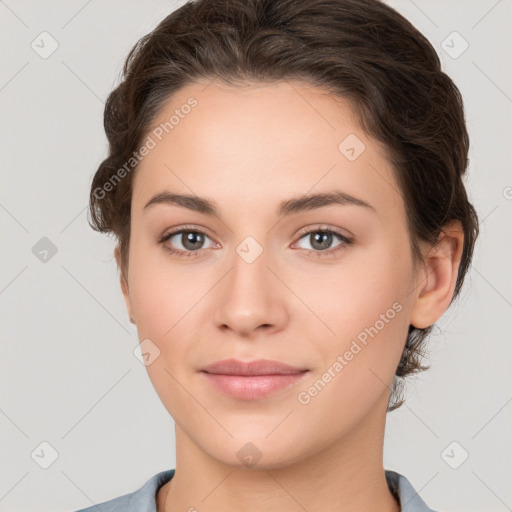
[121,468,437,512]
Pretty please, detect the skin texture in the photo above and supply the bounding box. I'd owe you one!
[114,80,464,512]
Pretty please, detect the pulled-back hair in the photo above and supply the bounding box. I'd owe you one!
[88,0,479,411]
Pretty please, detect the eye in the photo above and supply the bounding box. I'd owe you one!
[292,226,353,256]
[158,225,353,259]
[158,227,217,258]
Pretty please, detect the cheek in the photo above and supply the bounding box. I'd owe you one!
[292,266,409,432]
[128,240,206,339]
[297,240,412,392]
[127,248,203,419]
[294,239,411,342]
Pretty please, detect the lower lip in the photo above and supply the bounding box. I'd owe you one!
[201,371,308,400]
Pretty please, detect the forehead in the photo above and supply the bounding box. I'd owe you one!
[132,79,402,220]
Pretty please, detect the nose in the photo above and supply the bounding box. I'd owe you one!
[212,243,288,338]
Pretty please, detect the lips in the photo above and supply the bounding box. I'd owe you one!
[200,359,309,400]
[201,358,307,376]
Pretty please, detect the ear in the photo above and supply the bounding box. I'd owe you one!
[114,246,136,324]
[409,220,465,329]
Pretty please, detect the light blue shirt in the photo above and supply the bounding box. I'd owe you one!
[74,469,437,512]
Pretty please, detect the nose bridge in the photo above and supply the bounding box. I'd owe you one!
[229,233,275,305]
[213,232,287,334]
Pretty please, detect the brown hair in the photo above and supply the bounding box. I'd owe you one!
[88,0,479,411]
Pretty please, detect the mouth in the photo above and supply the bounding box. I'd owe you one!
[200,359,309,400]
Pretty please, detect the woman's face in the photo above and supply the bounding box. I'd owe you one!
[119,79,421,468]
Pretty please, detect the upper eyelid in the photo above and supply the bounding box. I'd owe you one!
[295,224,352,239]
[161,225,217,246]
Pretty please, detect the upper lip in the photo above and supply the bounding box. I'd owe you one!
[201,358,308,376]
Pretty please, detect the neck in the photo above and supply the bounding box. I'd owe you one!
[158,398,400,512]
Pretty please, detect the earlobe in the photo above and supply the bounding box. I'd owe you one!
[409,221,464,329]
[114,246,136,324]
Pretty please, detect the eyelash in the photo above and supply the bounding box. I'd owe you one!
[157,224,353,259]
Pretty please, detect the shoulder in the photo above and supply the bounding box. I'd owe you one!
[385,470,439,512]
[72,469,175,512]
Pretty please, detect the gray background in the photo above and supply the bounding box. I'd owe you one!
[1,1,511,511]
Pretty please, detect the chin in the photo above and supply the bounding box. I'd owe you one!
[202,436,307,471]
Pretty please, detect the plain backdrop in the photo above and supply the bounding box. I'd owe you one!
[1,1,511,511]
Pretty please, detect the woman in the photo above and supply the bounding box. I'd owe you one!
[78,0,479,510]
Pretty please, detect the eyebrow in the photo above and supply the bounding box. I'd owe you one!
[143,190,376,216]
